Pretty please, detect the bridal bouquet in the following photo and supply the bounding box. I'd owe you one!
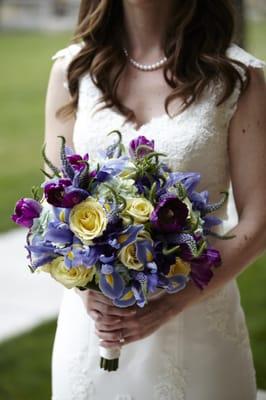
[12,131,231,371]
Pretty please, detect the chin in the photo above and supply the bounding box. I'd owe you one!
[123,0,156,5]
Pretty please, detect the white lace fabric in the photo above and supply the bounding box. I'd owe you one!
[51,42,265,400]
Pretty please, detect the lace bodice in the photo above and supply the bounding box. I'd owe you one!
[52,42,265,226]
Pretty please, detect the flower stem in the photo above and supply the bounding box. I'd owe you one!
[100,357,119,371]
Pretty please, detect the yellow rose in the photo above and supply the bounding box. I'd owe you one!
[124,197,154,223]
[167,257,191,277]
[69,197,108,244]
[118,242,143,270]
[118,230,153,270]
[42,256,95,289]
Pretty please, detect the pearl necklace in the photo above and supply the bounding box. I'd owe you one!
[122,47,167,71]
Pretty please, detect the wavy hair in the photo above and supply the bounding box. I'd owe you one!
[59,0,250,124]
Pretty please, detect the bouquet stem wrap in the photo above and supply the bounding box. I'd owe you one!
[99,345,121,371]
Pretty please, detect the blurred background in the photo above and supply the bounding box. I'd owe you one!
[0,0,265,399]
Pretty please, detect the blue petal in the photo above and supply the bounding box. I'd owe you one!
[203,215,222,228]
[99,254,115,264]
[147,273,158,292]
[118,225,144,248]
[113,287,136,308]
[131,284,146,308]
[166,275,188,294]
[160,172,201,196]
[52,207,71,224]
[99,270,125,300]
[101,264,114,274]
[32,255,57,270]
[45,225,73,244]
[135,240,154,264]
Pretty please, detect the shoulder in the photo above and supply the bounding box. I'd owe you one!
[226,42,265,100]
[52,42,85,63]
[50,42,85,90]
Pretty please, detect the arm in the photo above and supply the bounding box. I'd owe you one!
[171,66,266,312]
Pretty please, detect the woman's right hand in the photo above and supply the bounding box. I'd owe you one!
[75,288,137,344]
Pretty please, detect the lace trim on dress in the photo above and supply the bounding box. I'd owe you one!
[51,43,84,90]
[66,348,96,400]
[224,43,266,127]
[204,282,251,349]
[153,353,189,400]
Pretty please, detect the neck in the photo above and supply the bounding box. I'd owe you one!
[121,0,175,60]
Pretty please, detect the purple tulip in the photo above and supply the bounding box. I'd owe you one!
[129,135,155,158]
[44,179,88,208]
[67,153,89,171]
[11,198,42,228]
[150,195,188,233]
[181,246,221,289]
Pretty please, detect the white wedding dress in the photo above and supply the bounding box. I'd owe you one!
[51,42,265,400]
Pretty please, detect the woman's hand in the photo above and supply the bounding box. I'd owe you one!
[78,289,181,348]
[76,288,137,342]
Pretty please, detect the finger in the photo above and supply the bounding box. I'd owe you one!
[93,302,137,318]
[121,334,142,345]
[95,319,123,331]
[99,340,122,348]
[89,310,102,321]
[88,291,114,306]
[95,328,123,342]
[89,310,123,326]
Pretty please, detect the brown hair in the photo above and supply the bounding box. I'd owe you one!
[60,0,250,124]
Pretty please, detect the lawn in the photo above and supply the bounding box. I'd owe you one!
[0,20,266,398]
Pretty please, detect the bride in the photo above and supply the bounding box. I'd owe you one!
[45,0,266,399]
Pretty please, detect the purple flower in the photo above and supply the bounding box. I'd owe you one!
[158,172,201,198]
[45,221,73,244]
[11,198,42,228]
[99,268,125,300]
[129,135,154,158]
[96,158,128,182]
[150,195,188,233]
[26,235,58,270]
[67,153,89,171]
[113,287,136,308]
[181,246,221,289]
[44,179,88,208]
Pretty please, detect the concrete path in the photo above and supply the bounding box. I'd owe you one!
[0,228,63,342]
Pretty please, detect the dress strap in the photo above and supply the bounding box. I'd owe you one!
[223,42,265,126]
[226,42,266,70]
[51,42,84,90]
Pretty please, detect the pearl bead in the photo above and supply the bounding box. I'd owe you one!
[122,47,167,71]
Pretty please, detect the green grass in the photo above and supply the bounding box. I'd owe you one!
[0,320,56,400]
[0,32,72,232]
[0,20,266,399]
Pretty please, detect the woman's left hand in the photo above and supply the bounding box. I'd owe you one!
[93,291,180,348]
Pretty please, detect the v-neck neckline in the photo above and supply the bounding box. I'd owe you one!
[107,102,191,133]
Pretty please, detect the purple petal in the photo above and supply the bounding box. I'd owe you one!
[11,198,42,228]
